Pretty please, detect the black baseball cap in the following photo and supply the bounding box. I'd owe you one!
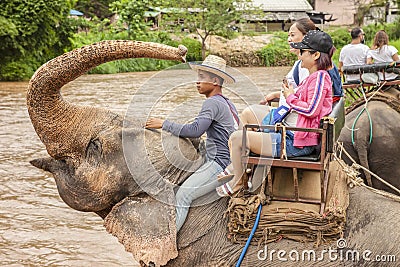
[290,30,333,54]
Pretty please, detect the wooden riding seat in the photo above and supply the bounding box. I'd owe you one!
[342,62,400,101]
[241,97,345,213]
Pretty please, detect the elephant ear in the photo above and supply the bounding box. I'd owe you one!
[104,195,178,266]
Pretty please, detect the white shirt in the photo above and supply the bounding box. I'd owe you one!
[339,43,369,82]
[280,60,309,107]
[367,45,399,80]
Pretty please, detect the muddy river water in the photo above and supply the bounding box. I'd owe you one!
[0,66,290,266]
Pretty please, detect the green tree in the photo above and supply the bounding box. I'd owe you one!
[110,0,161,38]
[74,0,114,19]
[162,0,257,59]
[0,0,75,80]
[352,0,387,26]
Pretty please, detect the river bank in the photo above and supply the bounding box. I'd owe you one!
[173,30,297,68]
[200,33,275,67]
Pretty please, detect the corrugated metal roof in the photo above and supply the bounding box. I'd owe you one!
[244,11,309,21]
[252,0,313,12]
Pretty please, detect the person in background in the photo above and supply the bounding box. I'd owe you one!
[145,55,238,232]
[216,31,335,197]
[367,30,400,81]
[339,27,369,83]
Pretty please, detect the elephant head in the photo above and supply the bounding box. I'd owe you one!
[27,40,204,216]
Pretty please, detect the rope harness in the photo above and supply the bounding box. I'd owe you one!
[336,142,400,196]
[346,89,400,186]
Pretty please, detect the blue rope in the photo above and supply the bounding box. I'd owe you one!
[351,106,373,145]
[236,204,262,267]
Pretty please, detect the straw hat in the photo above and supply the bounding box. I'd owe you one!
[189,55,235,84]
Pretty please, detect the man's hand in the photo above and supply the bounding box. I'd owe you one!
[260,92,279,105]
[145,118,164,129]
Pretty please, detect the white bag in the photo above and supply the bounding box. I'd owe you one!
[361,73,379,84]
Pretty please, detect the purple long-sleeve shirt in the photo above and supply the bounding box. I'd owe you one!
[162,94,238,169]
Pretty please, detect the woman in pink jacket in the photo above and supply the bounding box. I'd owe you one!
[217,30,335,196]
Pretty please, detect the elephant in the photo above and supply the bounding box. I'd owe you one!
[338,92,400,195]
[27,40,400,266]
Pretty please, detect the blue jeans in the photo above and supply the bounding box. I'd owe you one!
[270,131,315,158]
[175,159,223,232]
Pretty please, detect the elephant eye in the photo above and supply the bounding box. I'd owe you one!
[86,139,103,164]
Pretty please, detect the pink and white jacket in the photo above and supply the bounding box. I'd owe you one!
[286,70,333,147]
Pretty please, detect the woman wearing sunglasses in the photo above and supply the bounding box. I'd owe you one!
[216,30,335,197]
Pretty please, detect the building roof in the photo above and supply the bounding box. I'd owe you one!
[252,0,313,12]
[144,11,160,18]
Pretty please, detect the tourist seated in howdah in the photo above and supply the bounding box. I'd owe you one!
[216,30,338,199]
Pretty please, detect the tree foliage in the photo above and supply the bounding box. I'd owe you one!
[352,0,393,26]
[161,0,258,59]
[110,0,162,38]
[74,0,115,19]
[0,0,75,80]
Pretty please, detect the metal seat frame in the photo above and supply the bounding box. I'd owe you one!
[342,63,400,101]
[241,121,331,214]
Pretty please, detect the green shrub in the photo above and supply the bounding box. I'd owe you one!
[327,28,352,50]
[179,37,202,62]
[390,39,400,50]
[0,61,34,81]
[145,31,177,46]
[257,33,297,67]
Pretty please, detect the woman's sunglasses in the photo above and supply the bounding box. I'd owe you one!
[299,49,317,55]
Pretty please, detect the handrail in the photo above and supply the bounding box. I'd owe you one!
[241,122,329,162]
[342,61,400,75]
[243,124,325,134]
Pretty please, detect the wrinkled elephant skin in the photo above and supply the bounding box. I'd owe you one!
[339,100,400,194]
[27,41,400,266]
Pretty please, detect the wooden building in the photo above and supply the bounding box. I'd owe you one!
[243,0,313,32]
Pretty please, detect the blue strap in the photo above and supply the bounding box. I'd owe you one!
[328,64,344,97]
[261,109,275,133]
[293,60,301,86]
[236,204,262,267]
[217,94,240,126]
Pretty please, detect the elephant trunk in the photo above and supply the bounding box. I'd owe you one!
[27,40,187,160]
